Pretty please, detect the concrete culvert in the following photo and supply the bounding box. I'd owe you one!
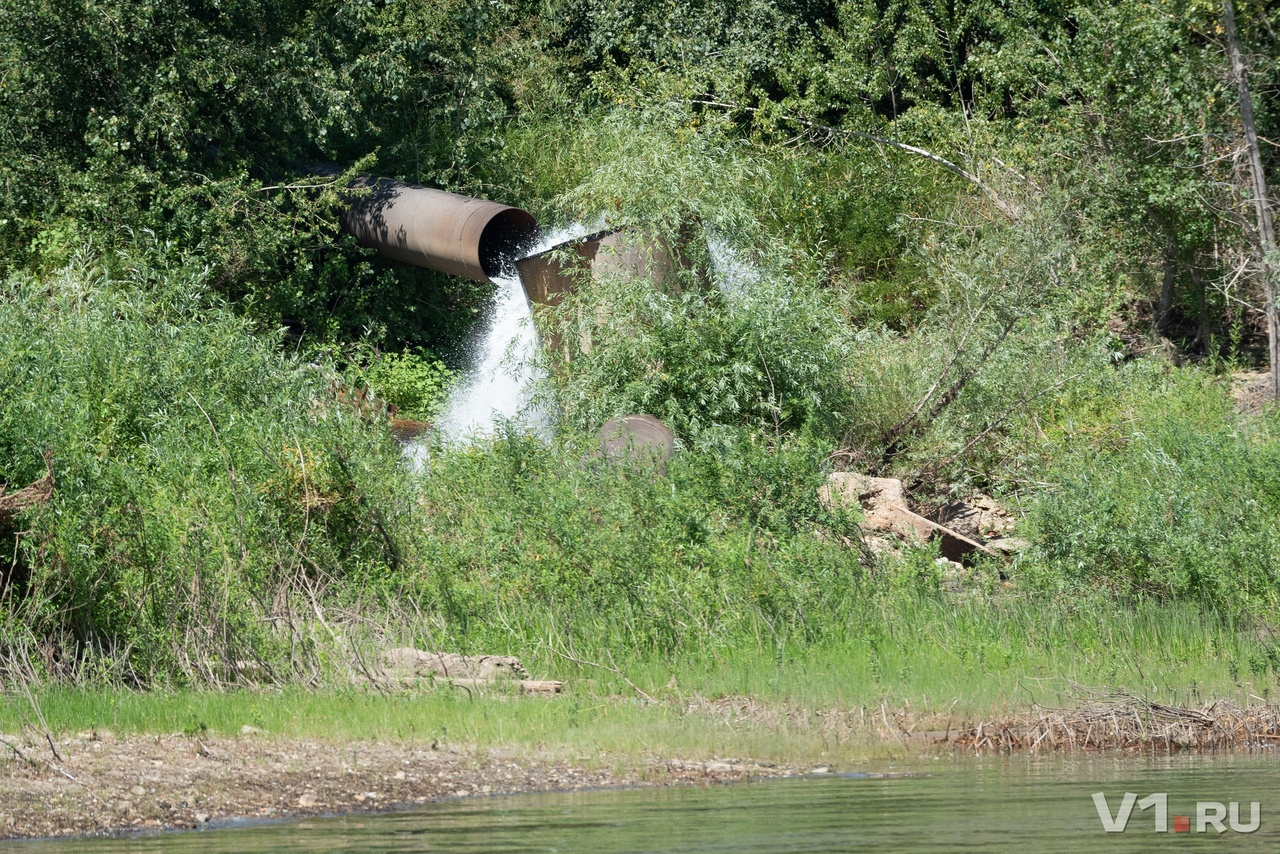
[594,415,676,472]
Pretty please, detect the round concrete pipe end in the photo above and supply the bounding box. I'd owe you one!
[594,415,676,473]
[478,209,541,282]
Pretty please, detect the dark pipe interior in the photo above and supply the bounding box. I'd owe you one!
[479,209,541,280]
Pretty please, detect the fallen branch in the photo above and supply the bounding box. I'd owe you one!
[905,510,999,558]
[551,648,655,703]
[0,452,54,525]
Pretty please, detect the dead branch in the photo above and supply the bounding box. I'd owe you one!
[550,647,655,703]
[0,453,54,526]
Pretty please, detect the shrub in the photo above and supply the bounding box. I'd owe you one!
[359,349,454,421]
[0,248,413,683]
[403,429,865,655]
[1023,366,1280,615]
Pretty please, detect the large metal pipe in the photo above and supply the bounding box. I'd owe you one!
[340,179,540,284]
[514,229,612,308]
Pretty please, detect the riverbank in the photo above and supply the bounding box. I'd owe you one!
[0,728,808,840]
[2,680,1280,840]
[0,587,1278,839]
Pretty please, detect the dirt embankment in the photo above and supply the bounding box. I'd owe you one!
[0,730,793,841]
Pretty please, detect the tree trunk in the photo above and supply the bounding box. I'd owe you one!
[1225,0,1279,399]
[1187,262,1212,353]
[1157,232,1178,332]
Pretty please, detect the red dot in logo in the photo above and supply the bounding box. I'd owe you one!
[1173,815,1190,833]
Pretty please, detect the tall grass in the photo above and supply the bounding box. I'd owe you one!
[399,428,865,656]
[0,247,414,684]
[1024,364,1280,615]
[7,593,1273,765]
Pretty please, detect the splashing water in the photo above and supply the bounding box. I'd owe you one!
[431,223,606,441]
[524,221,601,257]
[405,221,605,455]
[431,273,549,442]
[707,233,759,299]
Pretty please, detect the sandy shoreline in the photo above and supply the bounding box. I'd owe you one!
[0,730,799,841]
[5,690,1277,840]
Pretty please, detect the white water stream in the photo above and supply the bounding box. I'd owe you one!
[430,273,548,442]
[417,221,742,455]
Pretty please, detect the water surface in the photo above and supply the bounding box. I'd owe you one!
[20,753,1280,852]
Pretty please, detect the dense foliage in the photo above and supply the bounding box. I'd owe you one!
[0,0,1278,682]
[0,248,412,681]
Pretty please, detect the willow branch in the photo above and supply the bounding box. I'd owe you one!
[688,98,1023,220]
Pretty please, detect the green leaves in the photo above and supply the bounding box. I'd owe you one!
[358,349,455,421]
[1026,365,1280,615]
[0,246,414,683]
[0,0,534,349]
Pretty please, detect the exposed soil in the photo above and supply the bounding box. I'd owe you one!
[0,729,797,841]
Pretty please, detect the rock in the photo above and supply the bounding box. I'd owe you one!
[129,785,146,796]
[382,649,530,682]
[517,679,563,694]
[594,415,676,473]
[818,473,932,541]
[933,492,1016,541]
[819,473,998,561]
[297,793,319,808]
[985,537,1029,555]
[924,493,1017,561]
[239,725,264,735]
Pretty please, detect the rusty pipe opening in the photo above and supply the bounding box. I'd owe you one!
[341,179,540,284]
[476,208,542,280]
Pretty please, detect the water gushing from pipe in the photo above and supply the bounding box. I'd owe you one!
[430,273,548,442]
[425,224,599,446]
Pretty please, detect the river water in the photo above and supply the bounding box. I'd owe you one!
[19,753,1280,852]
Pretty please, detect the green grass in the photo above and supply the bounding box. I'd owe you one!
[604,593,1280,713]
[5,595,1273,766]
